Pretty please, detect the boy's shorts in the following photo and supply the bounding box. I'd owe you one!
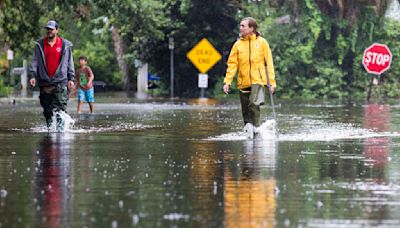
[78,87,94,102]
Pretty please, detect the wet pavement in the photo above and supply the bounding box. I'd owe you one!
[1,95,400,227]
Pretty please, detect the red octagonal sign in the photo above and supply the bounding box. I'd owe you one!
[362,43,392,75]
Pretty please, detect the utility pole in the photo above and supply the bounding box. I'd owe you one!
[169,37,174,98]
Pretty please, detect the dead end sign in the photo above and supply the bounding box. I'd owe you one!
[186,38,222,74]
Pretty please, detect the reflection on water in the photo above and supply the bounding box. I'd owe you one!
[363,103,390,169]
[34,133,73,227]
[224,139,277,227]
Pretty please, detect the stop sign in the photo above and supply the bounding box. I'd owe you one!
[362,43,392,75]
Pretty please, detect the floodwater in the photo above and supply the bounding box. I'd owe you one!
[1,94,400,227]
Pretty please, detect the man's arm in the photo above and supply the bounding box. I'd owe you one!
[67,48,75,89]
[28,46,38,87]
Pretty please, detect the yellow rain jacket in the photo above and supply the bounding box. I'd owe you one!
[224,34,276,90]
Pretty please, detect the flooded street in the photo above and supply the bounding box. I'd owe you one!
[1,95,400,227]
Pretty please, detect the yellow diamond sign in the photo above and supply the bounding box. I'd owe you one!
[186,38,222,73]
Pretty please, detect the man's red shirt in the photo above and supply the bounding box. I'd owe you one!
[43,36,62,78]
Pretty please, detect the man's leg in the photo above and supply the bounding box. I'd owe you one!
[54,85,69,131]
[39,89,54,129]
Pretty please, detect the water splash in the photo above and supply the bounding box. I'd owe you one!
[19,111,76,133]
[256,119,278,140]
[32,111,75,133]
[48,111,75,132]
[282,124,400,141]
[14,121,154,134]
[206,131,249,141]
[206,119,278,141]
[207,119,400,141]
[163,213,190,221]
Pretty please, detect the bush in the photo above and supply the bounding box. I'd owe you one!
[0,77,11,97]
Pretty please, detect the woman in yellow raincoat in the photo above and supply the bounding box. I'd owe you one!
[223,17,276,134]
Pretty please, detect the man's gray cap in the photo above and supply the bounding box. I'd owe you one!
[45,20,58,30]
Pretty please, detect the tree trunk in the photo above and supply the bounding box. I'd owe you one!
[111,26,130,91]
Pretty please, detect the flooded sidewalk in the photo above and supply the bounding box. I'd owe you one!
[1,97,400,227]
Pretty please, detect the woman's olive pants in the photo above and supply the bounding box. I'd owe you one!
[239,91,261,127]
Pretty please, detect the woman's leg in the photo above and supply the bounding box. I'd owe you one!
[239,91,261,127]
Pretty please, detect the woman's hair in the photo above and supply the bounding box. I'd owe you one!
[241,17,261,37]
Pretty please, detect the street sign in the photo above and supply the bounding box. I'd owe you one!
[362,43,392,75]
[169,37,174,50]
[186,38,222,73]
[12,67,25,75]
[7,49,13,60]
[198,74,208,88]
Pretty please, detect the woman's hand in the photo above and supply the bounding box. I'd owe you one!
[223,84,230,94]
[269,86,275,94]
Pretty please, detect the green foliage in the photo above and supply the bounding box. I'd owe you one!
[304,0,323,41]
[73,40,122,87]
[1,0,399,99]
[350,16,400,98]
[336,34,347,65]
[212,75,238,98]
[0,0,44,55]
[69,16,121,88]
[242,0,400,99]
[0,77,11,97]
[92,0,182,90]
[142,0,238,97]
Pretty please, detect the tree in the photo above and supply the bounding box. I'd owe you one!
[94,0,178,91]
[242,0,398,98]
[0,0,44,56]
[145,0,238,97]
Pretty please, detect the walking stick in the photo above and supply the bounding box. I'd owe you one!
[265,66,278,138]
[265,68,277,120]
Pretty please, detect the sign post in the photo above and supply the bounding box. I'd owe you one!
[198,73,208,98]
[7,49,13,85]
[362,43,392,102]
[169,37,174,98]
[11,60,28,97]
[186,38,221,98]
[137,62,148,99]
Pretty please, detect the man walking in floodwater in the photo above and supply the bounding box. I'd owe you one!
[29,20,75,132]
